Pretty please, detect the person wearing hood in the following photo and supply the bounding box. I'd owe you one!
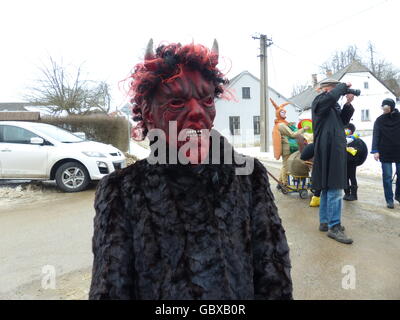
[371,98,400,209]
[343,123,368,201]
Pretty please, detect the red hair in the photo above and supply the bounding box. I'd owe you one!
[128,42,228,140]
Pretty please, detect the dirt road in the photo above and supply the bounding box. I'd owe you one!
[0,163,399,300]
[0,184,96,300]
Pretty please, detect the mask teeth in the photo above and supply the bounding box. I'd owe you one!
[184,129,204,137]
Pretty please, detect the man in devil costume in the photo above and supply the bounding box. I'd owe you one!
[89,40,293,300]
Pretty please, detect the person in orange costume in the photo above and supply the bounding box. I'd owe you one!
[271,98,309,186]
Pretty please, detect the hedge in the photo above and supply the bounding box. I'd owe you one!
[40,115,129,152]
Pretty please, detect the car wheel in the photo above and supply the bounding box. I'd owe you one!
[55,162,90,192]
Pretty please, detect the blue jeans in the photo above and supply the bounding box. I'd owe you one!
[319,189,342,229]
[381,162,400,204]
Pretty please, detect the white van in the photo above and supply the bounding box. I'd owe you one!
[0,121,126,192]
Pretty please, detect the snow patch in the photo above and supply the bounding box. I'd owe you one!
[0,182,61,209]
[129,139,150,160]
[237,135,383,177]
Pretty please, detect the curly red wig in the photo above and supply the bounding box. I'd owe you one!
[128,40,228,140]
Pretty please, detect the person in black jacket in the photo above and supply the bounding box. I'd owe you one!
[343,123,368,201]
[371,98,400,209]
[88,40,293,300]
[311,79,355,244]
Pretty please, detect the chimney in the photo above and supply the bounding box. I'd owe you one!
[311,74,318,87]
[326,69,333,77]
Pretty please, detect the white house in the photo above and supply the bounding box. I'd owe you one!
[214,71,299,147]
[291,60,398,136]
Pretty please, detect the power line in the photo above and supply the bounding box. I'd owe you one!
[272,43,322,69]
[268,1,394,75]
[299,0,391,41]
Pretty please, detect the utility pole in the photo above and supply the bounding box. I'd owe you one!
[253,34,273,152]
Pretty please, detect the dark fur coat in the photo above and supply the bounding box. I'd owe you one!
[89,138,292,300]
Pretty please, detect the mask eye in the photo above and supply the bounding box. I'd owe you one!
[169,99,185,108]
[203,96,214,107]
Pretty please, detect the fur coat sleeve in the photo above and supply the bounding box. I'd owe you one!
[89,173,136,299]
[250,159,293,299]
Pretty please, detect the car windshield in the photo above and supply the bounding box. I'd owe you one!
[34,124,85,143]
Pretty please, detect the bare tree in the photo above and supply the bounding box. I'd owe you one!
[291,83,311,97]
[366,42,400,97]
[319,43,400,97]
[25,57,111,115]
[320,45,360,74]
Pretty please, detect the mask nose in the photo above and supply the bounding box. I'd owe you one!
[186,98,207,121]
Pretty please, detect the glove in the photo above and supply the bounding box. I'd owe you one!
[346,147,357,156]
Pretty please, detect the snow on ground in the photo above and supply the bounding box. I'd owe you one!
[237,134,383,178]
[129,139,150,160]
[0,182,62,209]
[128,135,382,178]
[356,135,381,177]
[0,135,384,207]
[128,135,383,177]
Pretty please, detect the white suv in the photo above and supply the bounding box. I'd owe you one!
[0,121,126,192]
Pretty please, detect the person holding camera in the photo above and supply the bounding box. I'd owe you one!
[311,79,357,244]
[371,98,400,209]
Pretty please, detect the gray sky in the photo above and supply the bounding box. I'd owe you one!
[1,0,398,109]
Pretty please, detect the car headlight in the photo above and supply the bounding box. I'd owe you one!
[82,151,106,158]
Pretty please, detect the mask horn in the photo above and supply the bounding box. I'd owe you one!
[145,38,155,60]
[212,39,219,56]
[211,39,219,66]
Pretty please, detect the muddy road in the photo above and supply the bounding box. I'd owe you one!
[0,183,96,299]
[0,163,399,300]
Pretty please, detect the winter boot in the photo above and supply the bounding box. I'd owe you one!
[347,185,358,201]
[309,196,320,207]
[343,188,351,201]
[387,202,394,209]
[327,224,353,244]
[319,223,345,232]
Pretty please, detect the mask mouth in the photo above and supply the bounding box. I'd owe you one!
[182,128,202,137]
[178,128,211,144]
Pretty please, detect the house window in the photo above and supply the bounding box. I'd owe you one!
[364,82,369,89]
[253,116,260,135]
[361,109,370,121]
[229,116,240,135]
[242,87,251,99]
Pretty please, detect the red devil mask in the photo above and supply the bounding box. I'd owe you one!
[145,67,216,164]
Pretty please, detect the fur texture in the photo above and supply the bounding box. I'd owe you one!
[89,139,293,300]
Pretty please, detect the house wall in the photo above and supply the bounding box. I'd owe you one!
[298,72,397,137]
[340,72,396,136]
[214,72,298,147]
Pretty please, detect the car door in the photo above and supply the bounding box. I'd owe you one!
[0,124,48,178]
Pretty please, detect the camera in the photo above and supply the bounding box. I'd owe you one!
[345,88,361,96]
